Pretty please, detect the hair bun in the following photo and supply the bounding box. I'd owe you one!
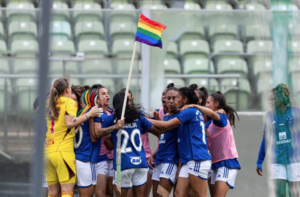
[189,84,198,91]
[167,83,174,88]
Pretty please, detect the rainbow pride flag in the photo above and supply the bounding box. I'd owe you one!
[135,14,167,48]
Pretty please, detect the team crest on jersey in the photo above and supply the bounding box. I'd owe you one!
[130,156,142,165]
[45,139,54,146]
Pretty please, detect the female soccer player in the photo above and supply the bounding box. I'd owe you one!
[45,78,99,197]
[151,84,180,197]
[182,91,240,197]
[74,88,101,197]
[256,84,300,197]
[96,91,163,197]
[92,84,112,197]
[119,88,154,197]
[149,84,211,197]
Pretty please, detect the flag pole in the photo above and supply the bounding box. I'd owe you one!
[116,41,138,193]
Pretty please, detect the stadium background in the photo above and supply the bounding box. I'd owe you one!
[0,0,297,196]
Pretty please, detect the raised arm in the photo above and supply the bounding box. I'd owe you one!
[94,119,124,138]
[65,106,100,129]
[182,104,220,121]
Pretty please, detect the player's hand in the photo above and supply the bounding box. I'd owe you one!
[88,106,100,117]
[181,104,195,111]
[256,167,263,176]
[147,156,154,170]
[115,119,125,129]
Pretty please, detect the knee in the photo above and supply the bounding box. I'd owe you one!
[96,191,106,197]
[174,189,183,197]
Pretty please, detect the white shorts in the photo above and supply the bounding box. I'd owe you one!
[271,163,300,182]
[114,168,148,189]
[107,159,114,177]
[43,173,48,188]
[179,160,211,180]
[76,160,97,187]
[210,167,238,189]
[152,163,177,185]
[96,160,108,176]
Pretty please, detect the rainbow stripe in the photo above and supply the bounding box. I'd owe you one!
[135,14,167,49]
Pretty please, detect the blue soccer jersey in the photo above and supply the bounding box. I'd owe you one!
[103,115,152,170]
[92,111,111,163]
[75,108,98,163]
[257,107,300,165]
[155,111,180,164]
[177,108,211,164]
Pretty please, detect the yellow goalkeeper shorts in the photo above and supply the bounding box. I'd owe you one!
[45,151,77,185]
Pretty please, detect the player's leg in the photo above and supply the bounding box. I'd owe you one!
[152,164,162,197]
[132,168,148,197]
[186,189,196,197]
[212,167,238,197]
[119,169,134,197]
[144,172,153,197]
[95,161,108,197]
[174,164,191,197]
[270,164,287,197]
[188,160,211,197]
[287,163,300,197]
[58,152,77,197]
[127,188,133,197]
[76,160,96,197]
[45,152,62,196]
[208,178,215,197]
[275,180,287,197]
[106,160,114,197]
[157,163,177,197]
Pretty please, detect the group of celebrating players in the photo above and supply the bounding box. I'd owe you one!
[41,77,300,197]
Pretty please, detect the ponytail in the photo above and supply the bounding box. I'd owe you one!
[210,91,239,127]
[178,84,198,105]
[47,78,69,120]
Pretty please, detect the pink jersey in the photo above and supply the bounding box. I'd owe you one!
[100,110,114,159]
[141,132,152,159]
[207,120,239,164]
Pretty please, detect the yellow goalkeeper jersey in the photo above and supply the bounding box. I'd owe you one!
[45,96,77,153]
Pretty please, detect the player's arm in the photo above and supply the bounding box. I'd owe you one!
[148,118,181,134]
[182,104,220,121]
[95,120,124,138]
[256,134,266,176]
[105,135,114,151]
[88,118,99,143]
[65,106,100,129]
[147,146,158,170]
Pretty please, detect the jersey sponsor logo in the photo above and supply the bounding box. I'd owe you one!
[276,139,291,145]
[130,156,142,165]
[45,139,54,146]
[279,123,285,126]
[279,132,287,140]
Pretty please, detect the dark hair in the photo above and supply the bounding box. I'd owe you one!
[166,83,178,94]
[210,91,239,127]
[72,85,90,112]
[119,88,132,96]
[272,84,290,106]
[113,92,145,123]
[166,83,174,89]
[47,78,69,120]
[199,87,208,106]
[91,84,104,89]
[178,84,199,105]
[33,93,49,110]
